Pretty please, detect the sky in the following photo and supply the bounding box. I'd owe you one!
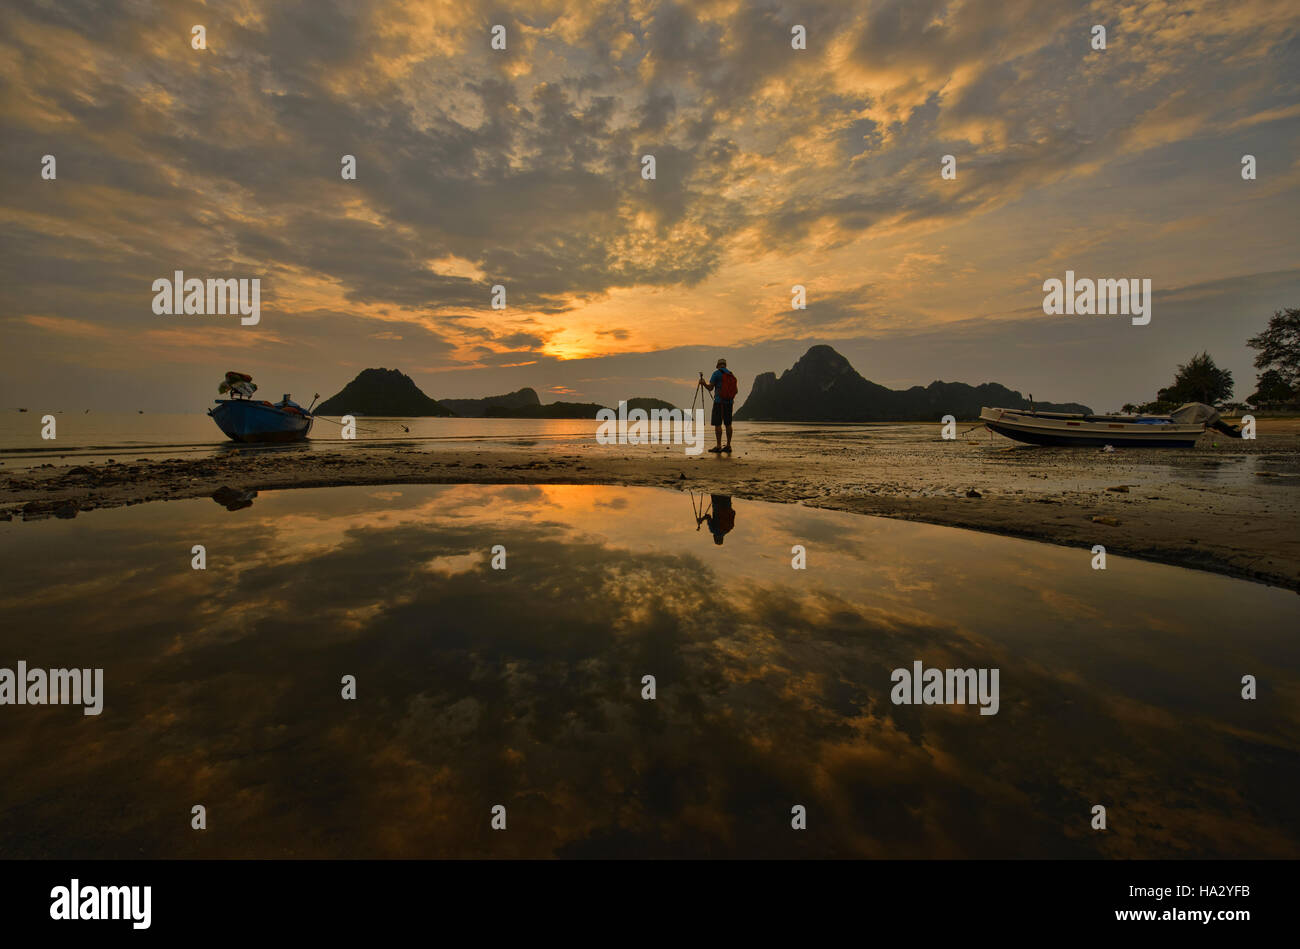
[1,0,1298,414]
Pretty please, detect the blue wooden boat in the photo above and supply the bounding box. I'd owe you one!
[208,372,317,442]
[210,397,314,442]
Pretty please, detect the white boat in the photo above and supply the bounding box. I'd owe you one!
[979,402,1240,448]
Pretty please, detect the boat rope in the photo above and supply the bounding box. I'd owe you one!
[309,414,389,435]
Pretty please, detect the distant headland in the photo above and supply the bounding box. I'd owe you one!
[316,369,679,419]
[734,345,1091,421]
[316,350,1087,421]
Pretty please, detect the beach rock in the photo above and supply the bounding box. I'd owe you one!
[211,486,257,511]
[1105,485,1130,493]
[21,498,79,520]
[965,489,981,498]
[1091,515,1121,526]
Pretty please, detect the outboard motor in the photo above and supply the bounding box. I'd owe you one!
[1170,402,1243,438]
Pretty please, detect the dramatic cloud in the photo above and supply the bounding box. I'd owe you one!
[0,0,1296,408]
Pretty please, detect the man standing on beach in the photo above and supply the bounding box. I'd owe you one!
[700,358,737,454]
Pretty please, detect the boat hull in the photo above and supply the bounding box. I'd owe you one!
[209,400,312,443]
[979,407,1202,448]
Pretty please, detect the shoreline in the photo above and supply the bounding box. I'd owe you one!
[3,428,1298,592]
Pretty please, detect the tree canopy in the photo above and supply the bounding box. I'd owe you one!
[1247,307,1300,392]
[1248,368,1295,405]
[1156,351,1233,406]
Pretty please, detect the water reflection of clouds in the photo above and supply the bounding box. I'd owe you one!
[0,484,1297,858]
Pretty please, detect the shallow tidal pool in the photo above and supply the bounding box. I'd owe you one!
[0,483,1297,858]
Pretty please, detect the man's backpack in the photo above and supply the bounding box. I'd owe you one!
[718,370,738,400]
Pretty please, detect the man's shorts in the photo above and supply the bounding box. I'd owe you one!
[711,400,733,426]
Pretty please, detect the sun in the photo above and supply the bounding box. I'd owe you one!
[541,338,600,361]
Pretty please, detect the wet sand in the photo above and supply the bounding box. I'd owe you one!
[3,421,1298,591]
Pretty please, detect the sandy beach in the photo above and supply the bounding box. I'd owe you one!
[4,420,1297,591]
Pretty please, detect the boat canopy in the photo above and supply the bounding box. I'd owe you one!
[1169,403,1222,426]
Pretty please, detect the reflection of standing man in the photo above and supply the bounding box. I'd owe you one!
[696,494,736,545]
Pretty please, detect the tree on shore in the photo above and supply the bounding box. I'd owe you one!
[1155,351,1233,406]
[1246,308,1300,401]
[1248,368,1295,405]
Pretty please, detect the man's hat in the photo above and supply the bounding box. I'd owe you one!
[716,358,727,367]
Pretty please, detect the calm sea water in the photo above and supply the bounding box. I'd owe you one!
[0,409,913,473]
[0,411,610,463]
[0,484,1295,858]
[0,410,849,465]
[3,411,1287,495]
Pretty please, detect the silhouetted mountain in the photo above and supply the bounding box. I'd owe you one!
[317,368,452,416]
[625,397,685,412]
[480,396,684,418]
[438,387,541,417]
[734,345,1090,421]
[486,401,607,418]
